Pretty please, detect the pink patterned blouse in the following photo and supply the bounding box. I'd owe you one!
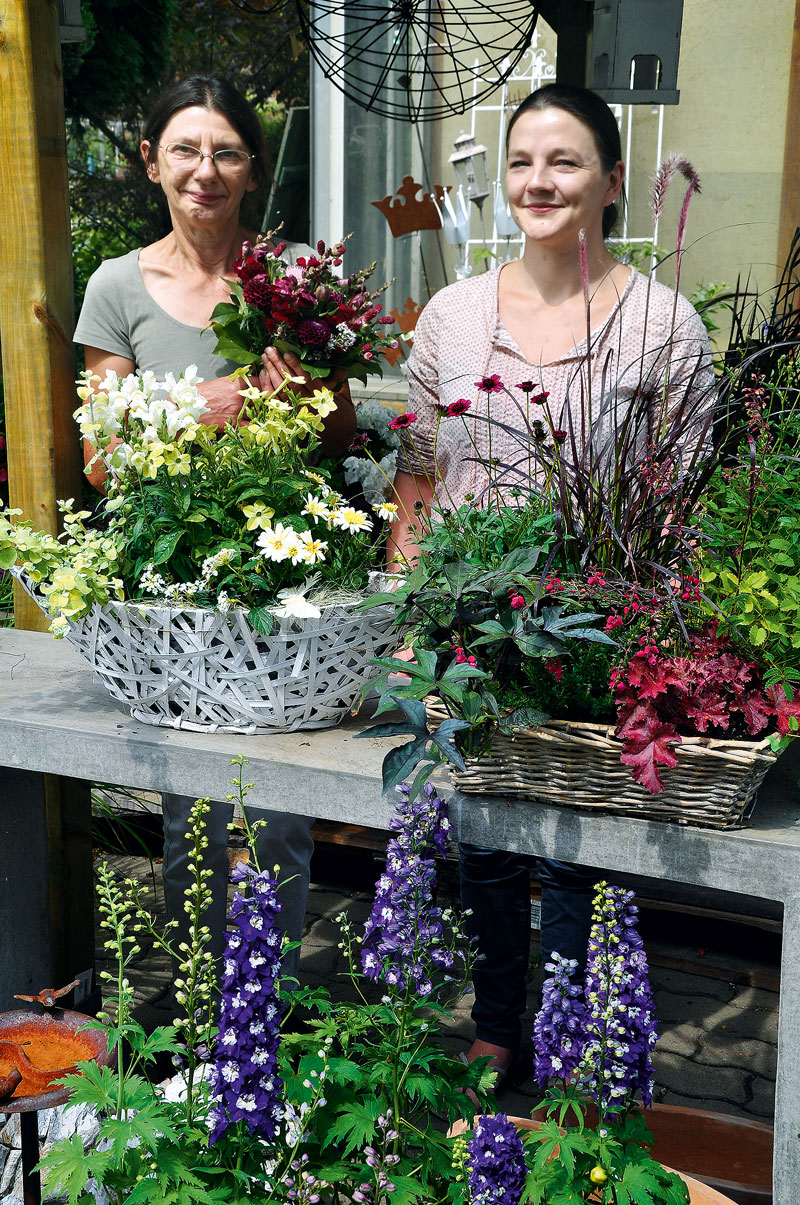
[396,265,715,507]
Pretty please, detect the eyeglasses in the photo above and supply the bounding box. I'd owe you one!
[158,143,255,172]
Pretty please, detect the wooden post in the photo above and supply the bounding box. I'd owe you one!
[778,0,800,276]
[0,0,83,631]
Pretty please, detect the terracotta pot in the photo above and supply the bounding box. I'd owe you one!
[646,1103,772,1205]
[527,1101,772,1204]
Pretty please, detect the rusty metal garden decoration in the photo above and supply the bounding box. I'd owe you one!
[297,0,541,121]
[0,982,115,1205]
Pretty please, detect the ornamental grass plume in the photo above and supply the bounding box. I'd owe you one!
[581,881,658,1114]
[466,1113,527,1205]
[532,953,586,1086]
[361,780,462,995]
[209,859,285,1144]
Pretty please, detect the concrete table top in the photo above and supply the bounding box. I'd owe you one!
[1,626,799,1202]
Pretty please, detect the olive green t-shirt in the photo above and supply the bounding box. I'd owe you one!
[74,242,314,380]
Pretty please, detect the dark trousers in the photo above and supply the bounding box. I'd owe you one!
[459,845,599,1049]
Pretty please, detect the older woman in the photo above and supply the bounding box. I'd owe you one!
[75,75,355,991]
[389,84,714,1087]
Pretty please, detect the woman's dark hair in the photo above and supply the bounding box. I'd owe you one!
[506,83,625,239]
[142,75,267,188]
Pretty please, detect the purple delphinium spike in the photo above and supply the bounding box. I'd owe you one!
[208,861,284,1144]
[581,882,658,1114]
[532,952,586,1086]
[466,1113,527,1205]
[361,781,456,995]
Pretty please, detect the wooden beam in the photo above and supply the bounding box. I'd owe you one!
[0,0,83,631]
[778,0,800,275]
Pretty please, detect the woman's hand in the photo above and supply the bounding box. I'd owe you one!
[256,346,356,456]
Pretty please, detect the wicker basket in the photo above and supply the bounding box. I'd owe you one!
[16,570,398,733]
[425,701,779,829]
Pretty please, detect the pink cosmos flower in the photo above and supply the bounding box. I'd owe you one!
[446,398,471,417]
[474,374,504,393]
[389,413,417,430]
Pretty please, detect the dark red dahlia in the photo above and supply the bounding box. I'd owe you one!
[243,276,273,311]
[296,319,331,348]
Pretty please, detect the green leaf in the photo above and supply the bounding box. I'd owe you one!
[152,529,183,566]
[380,736,430,792]
[38,1134,96,1201]
[0,547,16,570]
[430,717,469,770]
[497,546,543,575]
[500,705,549,734]
[442,560,477,598]
[247,605,274,636]
[322,1100,381,1155]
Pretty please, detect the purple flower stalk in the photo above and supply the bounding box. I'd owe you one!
[209,861,284,1144]
[466,1113,527,1205]
[532,953,586,1086]
[581,882,658,1113]
[361,782,454,995]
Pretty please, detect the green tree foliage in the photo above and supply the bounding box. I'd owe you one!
[64,0,309,305]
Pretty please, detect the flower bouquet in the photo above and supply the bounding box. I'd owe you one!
[1,367,400,731]
[209,235,399,383]
[39,770,713,1205]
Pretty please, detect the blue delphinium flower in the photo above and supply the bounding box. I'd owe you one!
[532,952,586,1086]
[209,860,284,1144]
[581,881,658,1112]
[361,781,457,995]
[466,1113,527,1205]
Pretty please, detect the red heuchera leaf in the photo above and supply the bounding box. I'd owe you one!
[738,690,774,734]
[620,721,682,794]
[612,622,781,791]
[621,653,683,699]
[765,684,800,735]
[681,688,731,733]
[615,698,659,741]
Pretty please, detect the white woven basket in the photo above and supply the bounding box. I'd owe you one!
[15,570,398,733]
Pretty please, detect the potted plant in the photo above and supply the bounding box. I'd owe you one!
[0,365,402,733]
[38,767,734,1204]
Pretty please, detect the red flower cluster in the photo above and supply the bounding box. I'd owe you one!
[611,623,798,794]
[451,643,477,668]
[211,235,397,377]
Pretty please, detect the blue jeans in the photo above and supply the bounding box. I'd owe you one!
[459,845,599,1048]
[162,794,315,982]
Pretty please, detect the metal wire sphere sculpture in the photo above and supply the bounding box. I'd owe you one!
[297,0,541,122]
